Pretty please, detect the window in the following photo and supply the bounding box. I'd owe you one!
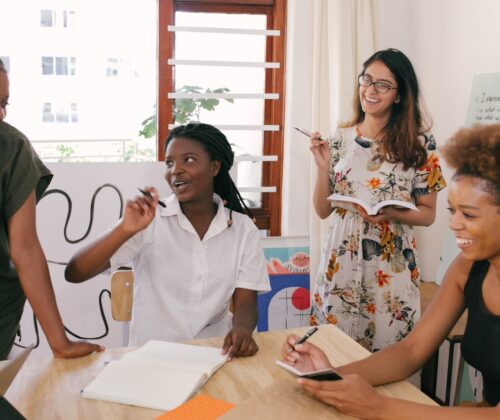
[42,102,78,123]
[40,10,55,27]
[3,2,159,162]
[42,57,54,75]
[40,9,75,28]
[106,58,137,77]
[42,103,54,122]
[62,10,76,28]
[41,57,76,76]
[0,56,10,72]
[159,0,286,235]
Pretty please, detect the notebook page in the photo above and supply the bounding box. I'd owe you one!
[82,361,206,411]
[121,341,226,375]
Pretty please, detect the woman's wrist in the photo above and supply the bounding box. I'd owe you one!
[316,166,330,177]
[48,334,72,355]
[372,394,394,420]
[116,221,139,238]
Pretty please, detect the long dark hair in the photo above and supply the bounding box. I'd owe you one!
[344,48,429,169]
[165,123,254,224]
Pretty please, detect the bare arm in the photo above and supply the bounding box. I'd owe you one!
[284,255,497,418]
[232,288,258,332]
[298,374,500,419]
[65,192,158,283]
[313,166,333,219]
[310,133,334,219]
[222,288,259,359]
[8,191,103,358]
[387,191,438,226]
[65,223,132,282]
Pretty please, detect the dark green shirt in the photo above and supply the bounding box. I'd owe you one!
[0,121,52,357]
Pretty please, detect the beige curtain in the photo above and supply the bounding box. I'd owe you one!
[309,0,375,288]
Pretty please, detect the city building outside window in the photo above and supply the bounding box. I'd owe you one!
[41,57,76,76]
[0,56,10,72]
[40,9,75,28]
[42,102,78,123]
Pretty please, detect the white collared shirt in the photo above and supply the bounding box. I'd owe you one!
[109,193,270,346]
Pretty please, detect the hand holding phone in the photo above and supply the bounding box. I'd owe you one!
[275,360,342,381]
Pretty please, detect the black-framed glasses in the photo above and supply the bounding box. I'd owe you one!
[358,75,397,94]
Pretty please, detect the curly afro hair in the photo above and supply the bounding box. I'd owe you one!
[441,124,500,204]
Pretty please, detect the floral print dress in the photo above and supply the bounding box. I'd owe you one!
[310,126,446,351]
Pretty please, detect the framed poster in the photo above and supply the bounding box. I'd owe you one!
[258,236,310,332]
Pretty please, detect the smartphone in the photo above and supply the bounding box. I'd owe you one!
[275,360,342,381]
[303,369,342,381]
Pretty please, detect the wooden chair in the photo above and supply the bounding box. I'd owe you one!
[110,270,134,321]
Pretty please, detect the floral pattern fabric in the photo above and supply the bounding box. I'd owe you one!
[311,126,446,351]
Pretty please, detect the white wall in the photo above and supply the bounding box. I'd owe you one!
[283,0,500,282]
[373,0,500,281]
[18,163,170,358]
[281,0,315,237]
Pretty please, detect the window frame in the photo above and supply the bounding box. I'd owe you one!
[158,0,286,235]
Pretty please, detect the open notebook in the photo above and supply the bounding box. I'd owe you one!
[82,341,227,411]
[328,193,418,216]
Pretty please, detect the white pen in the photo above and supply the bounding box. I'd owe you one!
[294,126,323,140]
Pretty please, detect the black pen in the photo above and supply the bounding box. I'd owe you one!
[138,188,166,208]
[290,327,318,351]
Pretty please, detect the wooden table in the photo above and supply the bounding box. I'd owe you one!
[4,325,436,419]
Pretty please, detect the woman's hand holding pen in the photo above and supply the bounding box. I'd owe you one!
[281,334,387,418]
[281,334,332,372]
[309,132,331,172]
[121,187,159,235]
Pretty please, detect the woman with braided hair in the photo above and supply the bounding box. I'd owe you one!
[66,123,270,358]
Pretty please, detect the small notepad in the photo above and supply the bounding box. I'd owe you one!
[155,395,235,419]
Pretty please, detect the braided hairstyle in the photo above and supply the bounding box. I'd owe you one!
[165,122,254,225]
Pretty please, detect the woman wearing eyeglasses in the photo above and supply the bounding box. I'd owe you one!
[309,49,446,352]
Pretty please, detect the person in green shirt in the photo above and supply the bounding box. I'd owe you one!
[0,58,103,359]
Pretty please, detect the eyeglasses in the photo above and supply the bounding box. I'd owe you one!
[358,75,397,94]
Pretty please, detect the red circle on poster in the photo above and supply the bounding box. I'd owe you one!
[291,287,310,311]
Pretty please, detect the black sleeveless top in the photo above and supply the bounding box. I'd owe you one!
[461,260,500,406]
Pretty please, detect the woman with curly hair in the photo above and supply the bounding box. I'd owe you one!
[281,124,500,417]
[309,49,446,351]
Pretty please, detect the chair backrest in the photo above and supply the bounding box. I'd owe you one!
[110,270,134,321]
